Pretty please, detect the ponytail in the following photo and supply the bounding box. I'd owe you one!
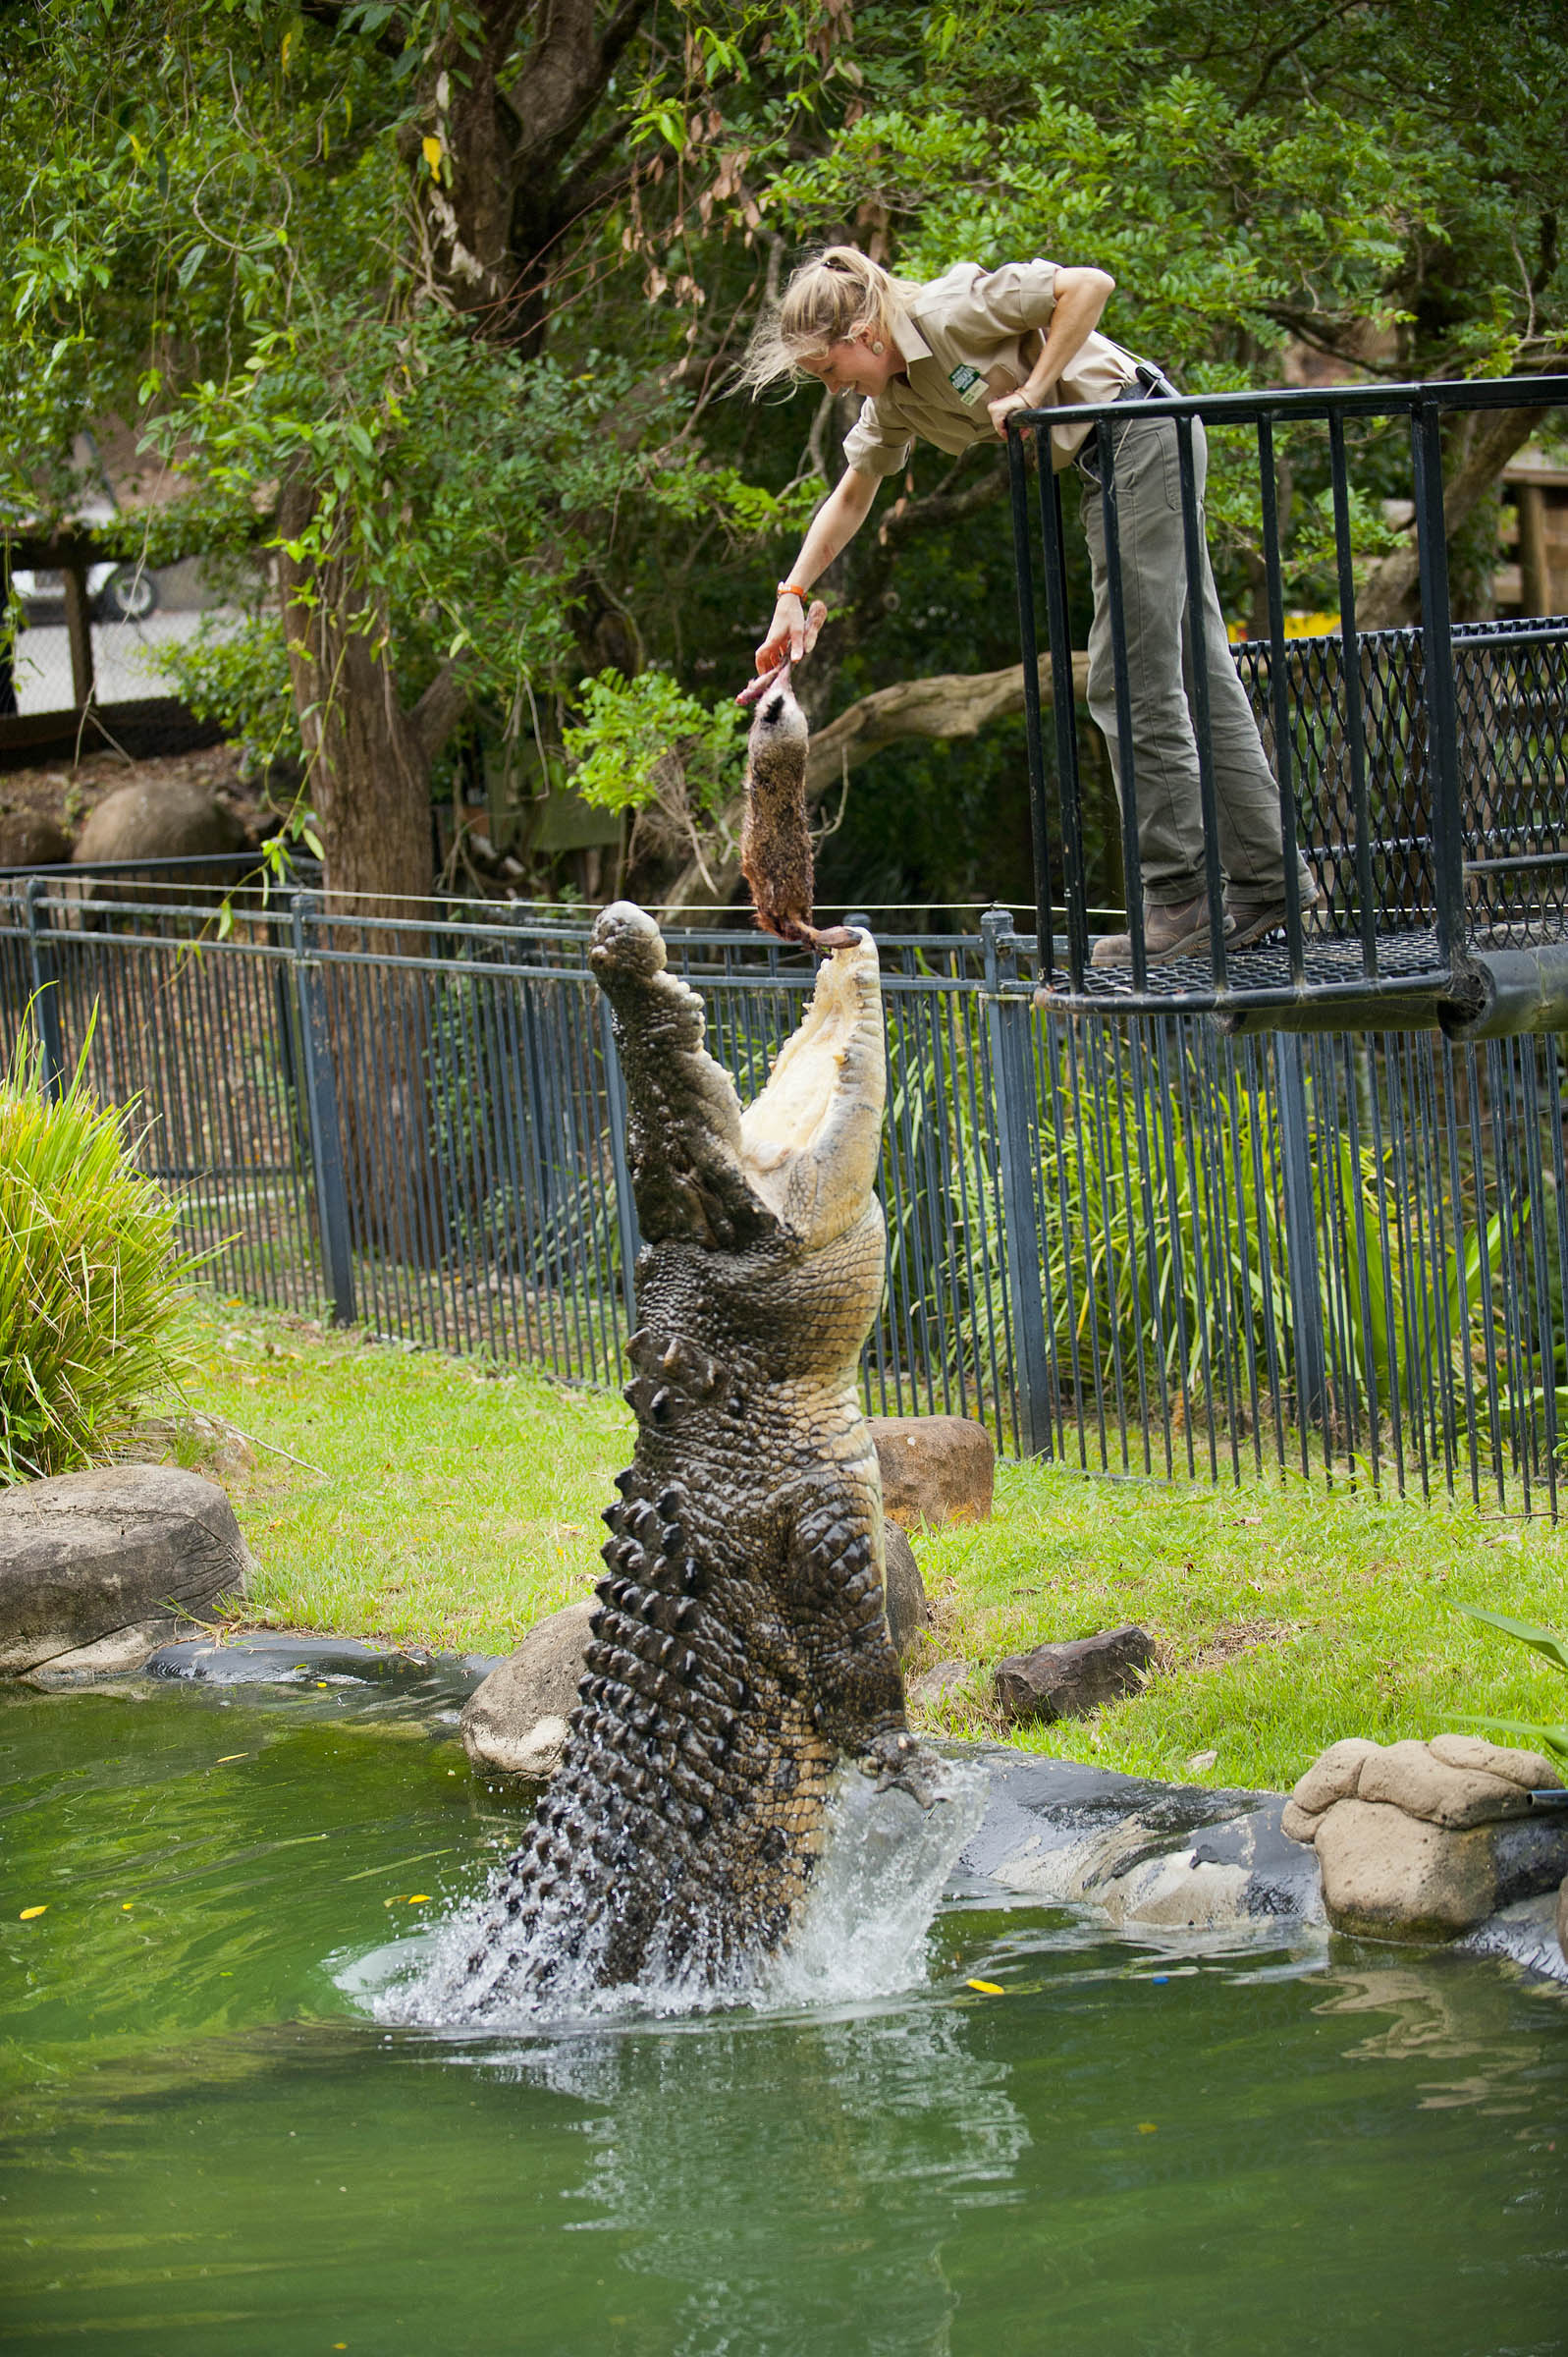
[736,246,920,396]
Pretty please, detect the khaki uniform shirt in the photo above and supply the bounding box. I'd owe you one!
[841,259,1140,476]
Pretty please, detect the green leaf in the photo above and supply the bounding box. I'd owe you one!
[1453,1714,1568,1764]
[1450,1602,1568,1676]
[177,242,208,290]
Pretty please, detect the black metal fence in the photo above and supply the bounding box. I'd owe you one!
[4,873,1565,1512]
[1009,374,1568,1030]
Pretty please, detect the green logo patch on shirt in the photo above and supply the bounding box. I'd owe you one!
[947,362,985,400]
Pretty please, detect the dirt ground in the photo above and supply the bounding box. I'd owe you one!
[0,741,262,850]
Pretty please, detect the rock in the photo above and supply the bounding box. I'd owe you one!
[1428,1730,1563,1791]
[1283,1731,1568,1941]
[72,778,247,867]
[1186,1748,1219,1773]
[0,1464,254,1676]
[1558,1874,1568,1965]
[883,1523,930,1654]
[906,1657,972,1708]
[1290,1734,1383,1819]
[993,1624,1155,1726]
[1312,1799,1498,1939]
[1311,1797,1568,1942]
[1357,1737,1535,1829]
[0,808,72,869]
[870,1415,994,1527]
[460,1599,595,1780]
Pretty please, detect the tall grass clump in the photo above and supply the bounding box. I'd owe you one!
[0,1014,189,1483]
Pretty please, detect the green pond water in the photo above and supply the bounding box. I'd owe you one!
[3,1669,1567,2357]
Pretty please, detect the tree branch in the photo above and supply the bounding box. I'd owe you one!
[409,660,471,764]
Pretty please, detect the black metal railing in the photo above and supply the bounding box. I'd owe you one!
[1007,374,1568,1031]
[4,874,1566,1514]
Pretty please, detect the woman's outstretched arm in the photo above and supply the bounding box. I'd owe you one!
[755,466,881,671]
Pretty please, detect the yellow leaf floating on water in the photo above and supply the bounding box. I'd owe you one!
[1138,2122,1159,2134]
[20,1905,47,1920]
[966,1978,1004,1996]
[216,1754,248,1765]
[407,1894,432,1904]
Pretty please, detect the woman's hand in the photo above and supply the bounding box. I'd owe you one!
[987,388,1034,437]
[755,592,827,674]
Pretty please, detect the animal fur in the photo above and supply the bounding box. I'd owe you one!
[736,641,855,953]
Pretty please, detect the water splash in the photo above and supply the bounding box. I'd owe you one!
[355,1753,989,2031]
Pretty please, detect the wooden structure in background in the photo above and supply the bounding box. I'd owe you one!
[1496,447,1568,615]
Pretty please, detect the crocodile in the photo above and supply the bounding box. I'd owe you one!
[465,902,936,2003]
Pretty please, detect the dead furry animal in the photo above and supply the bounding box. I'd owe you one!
[735,637,855,953]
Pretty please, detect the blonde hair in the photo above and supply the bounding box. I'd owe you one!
[737,246,921,396]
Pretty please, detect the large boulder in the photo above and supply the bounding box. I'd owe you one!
[460,1599,596,1781]
[0,1464,254,1676]
[72,778,247,867]
[870,1414,995,1527]
[1283,1732,1568,1941]
[0,808,72,869]
[994,1624,1156,1727]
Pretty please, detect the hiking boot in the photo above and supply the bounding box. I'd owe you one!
[1223,877,1328,948]
[1089,893,1214,968]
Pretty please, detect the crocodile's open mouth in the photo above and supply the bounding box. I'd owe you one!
[739,932,886,1245]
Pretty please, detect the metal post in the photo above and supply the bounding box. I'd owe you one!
[982,907,1054,1456]
[1006,428,1055,972]
[599,995,641,1329]
[1410,400,1467,969]
[24,876,66,1100]
[1274,1032,1326,1433]
[289,893,356,1326]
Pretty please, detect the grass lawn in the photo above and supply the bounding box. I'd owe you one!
[157,1292,1568,1796]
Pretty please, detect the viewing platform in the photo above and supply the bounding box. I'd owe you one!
[1009,374,1568,1037]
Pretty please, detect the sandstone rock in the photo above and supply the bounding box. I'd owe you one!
[0,1464,253,1676]
[883,1523,930,1655]
[1428,1730,1563,1791]
[0,808,72,869]
[1280,1798,1321,1845]
[1311,1795,1568,1942]
[906,1656,972,1708]
[72,778,247,868]
[1313,1798,1498,1939]
[993,1624,1155,1727]
[1290,1734,1382,1819]
[870,1415,994,1527]
[460,1599,595,1780]
[1357,1736,1534,1829]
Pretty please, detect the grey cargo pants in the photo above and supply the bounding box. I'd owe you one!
[1079,403,1288,905]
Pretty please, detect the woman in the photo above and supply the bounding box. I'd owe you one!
[742,247,1314,963]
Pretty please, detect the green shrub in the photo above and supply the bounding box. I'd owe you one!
[0,1015,190,1483]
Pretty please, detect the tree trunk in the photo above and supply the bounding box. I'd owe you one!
[276,472,448,1264]
[276,474,436,932]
